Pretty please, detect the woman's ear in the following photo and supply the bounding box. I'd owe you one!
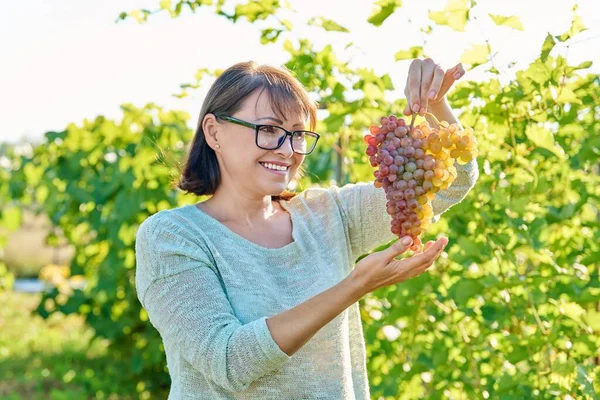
[202,113,220,151]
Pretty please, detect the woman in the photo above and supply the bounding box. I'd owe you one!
[135,58,478,399]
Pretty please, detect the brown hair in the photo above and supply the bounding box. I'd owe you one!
[176,61,318,202]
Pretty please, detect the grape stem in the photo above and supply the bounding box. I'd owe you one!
[409,113,417,131]
[424,112,443,127]
[409,111,444,129]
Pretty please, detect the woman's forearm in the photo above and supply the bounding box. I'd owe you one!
[265,275,364,356]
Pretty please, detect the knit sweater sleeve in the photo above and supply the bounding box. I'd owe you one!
[329,158,479,262]
[134,215,291,393]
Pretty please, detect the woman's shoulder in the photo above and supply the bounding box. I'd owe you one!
[136,204,213,255]
[137,205,190,236]
[135,205,217,283]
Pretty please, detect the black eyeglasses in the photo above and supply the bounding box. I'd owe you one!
[213,114,320,155]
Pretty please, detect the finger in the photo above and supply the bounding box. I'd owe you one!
[452,63,465,80]
[407,60,422,114]
[381,236,413,261]
[403,105,412,116]
[438,63,464,99]
[424,240,435,251]
[390,239,447,280]
[419,58,436,115]
[403,237,448,268]
[428,65,445,103]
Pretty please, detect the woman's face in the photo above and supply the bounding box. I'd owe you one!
[216,89,307,198]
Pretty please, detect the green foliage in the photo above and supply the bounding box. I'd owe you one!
[0,291,157,398]
[488,14,524,31]
[2,1,599,398]
[428,0,472,32]
[307,16,349,33]
[395,46,424,61]
[367,0,402,27]
[460,43,491,69]
[2,104,193,393]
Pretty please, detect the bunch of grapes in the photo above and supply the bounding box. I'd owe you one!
[362,113,478,250]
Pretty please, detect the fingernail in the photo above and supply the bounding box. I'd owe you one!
[428,90,436,99]
[412,103,420,112]
[401,236,412,245]
[454,72,461,79]
[419,107,426,115]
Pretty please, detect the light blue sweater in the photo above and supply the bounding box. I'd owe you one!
[134,159,478,399]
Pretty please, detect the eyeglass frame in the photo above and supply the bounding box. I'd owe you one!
[212,113,320,155]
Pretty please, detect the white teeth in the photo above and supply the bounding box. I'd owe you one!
[261,162,288,171]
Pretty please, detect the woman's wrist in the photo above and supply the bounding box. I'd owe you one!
[426,97,460,127]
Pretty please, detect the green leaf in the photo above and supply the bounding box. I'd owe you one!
[488,14,524,30]
[260,28,283,44]
[368,0,402,27]
[558,14,586,42]
[324,113,345,132]
[525,124,565,157]
[448,279,483,306]
[576,365,599,400]
[0,206,22,231]
[394,46,423,61]
[428,0,469,31]
[541,33,556,62]
[307,17,349,33]
[460,43,490,67]
[561,302,585,323]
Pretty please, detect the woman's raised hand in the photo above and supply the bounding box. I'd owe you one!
[403,58,465,117]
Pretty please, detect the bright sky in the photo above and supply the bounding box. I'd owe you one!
[1,0,599,145]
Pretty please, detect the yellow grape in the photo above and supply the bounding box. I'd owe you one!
[461,150,473,159]
[442,136,453,148]
[450,148,462,158]
[432,177,443,187]
[430,142,442,154]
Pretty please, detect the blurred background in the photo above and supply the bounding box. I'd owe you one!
[1,0,599,399]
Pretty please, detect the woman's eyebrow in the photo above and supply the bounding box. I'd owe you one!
[256,116,304,128]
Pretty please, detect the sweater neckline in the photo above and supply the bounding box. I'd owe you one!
[186,200,299,253]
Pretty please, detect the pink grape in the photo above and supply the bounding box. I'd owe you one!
[366,113,478,247]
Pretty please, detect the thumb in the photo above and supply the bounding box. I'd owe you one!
[382,236,413,260]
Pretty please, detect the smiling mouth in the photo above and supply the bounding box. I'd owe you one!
[259,162,290,172]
